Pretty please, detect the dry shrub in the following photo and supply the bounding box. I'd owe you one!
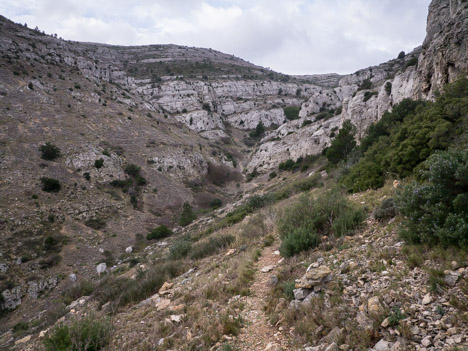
[206,162,242,186]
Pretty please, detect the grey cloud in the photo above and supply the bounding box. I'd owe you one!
[1,0,431,74]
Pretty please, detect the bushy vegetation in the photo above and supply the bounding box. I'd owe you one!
[94,158,104,169]
[190,234,235,260]
[278,188,365,257]
[283,106,300,121]
[179,202,197,227]
[43,315,111,351]
[41,177,61,192]
[340,78,468,192]
[325,120,357,164]
[146,225,173,240]
[249,121,265,138]
[85,218,106,230]
[373,198,397,222]
[278,154,320,172]
[396,148,468,248]
[93,261,183,307]
[40,142,61,160]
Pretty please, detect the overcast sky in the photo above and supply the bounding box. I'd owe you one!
[0,0,432,75]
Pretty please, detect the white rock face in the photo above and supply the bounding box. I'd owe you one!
[65,148,125,184]
[226,108,285,130]
[148,149,209,181]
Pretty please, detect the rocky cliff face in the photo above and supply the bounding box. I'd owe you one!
[246,0,467,173]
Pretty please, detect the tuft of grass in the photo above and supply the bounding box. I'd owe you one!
[190,234,235,260]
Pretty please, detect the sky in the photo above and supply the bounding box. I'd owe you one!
[0,0,432,75]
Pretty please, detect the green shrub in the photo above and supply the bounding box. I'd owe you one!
[190,234,235,260]
[146,225,172,240]
[43,315,111,351]
[331,207,366,237]
[357,79,372,91]
[283,106,300,121]
[179,202,196,227]
[325,120,356,164]
[40,142,61,160]
[374,198,397,221]
[396,149,468,248]
[124,164,140,177]
[41,177,61,192]
[404,57,418,70]
[363,91,378,102]
[39,254,61,269]
[279,159,295,171]
[13,321,29,333]
[269,171,277,179]
[249,122,265,138]
[85,218,106,230]
[210,198,223,209]
[170,239,192,260]
[385,82,392,95]
[279,225,320,257]
[94,158,104,169]
[94,262,183,307]
[281,280,296,301]
[278,188,365,256]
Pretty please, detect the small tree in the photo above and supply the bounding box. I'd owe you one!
[179,202,196,227]
[40,142,61,160]
[249,122,265,138]
[147,225,173,240]
[94,158,104,169]
[41,177,61,192]
[325,120,357,164]
[397,51,406,59]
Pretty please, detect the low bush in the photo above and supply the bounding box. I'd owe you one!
[280,225,320,257]
[190,234,235,260]
[39,254,61,269]
[284,106,301,121]
[179,202,197,227]
[93,261,183,307]
[278,188,365,256]
[94,158,104,169]
[146,225,172,240]
[249,122,265,138]
[41,177,61,192]
[396,148,468,248]
[85,218,106,230]
[43,314,111,351]
[169,238,192,260]
[40,142,61,160]
[210,198,223,209]
[374,198,397,221]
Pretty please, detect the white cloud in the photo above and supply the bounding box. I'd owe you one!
[0,0,431,74]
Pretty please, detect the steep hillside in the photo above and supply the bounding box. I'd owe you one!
[0,0,467,350]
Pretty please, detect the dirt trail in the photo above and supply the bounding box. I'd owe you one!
[234,245,291,351]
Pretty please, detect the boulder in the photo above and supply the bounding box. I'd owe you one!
[295,266,332,289]
[125,246,133,254]
[96,263,107,274]
[368,296,384,315]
